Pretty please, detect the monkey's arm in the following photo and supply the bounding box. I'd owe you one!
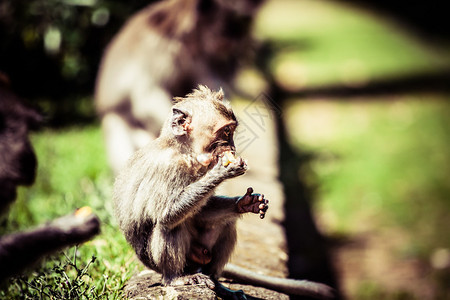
[159,173,230,228]
[199,187,269,222]
[159,157,248,228]
[0,208,100,282]
[196,195,240,222]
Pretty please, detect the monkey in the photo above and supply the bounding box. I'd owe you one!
[0,75,42,214]
[113,86,334,299]
[95,0,264,174]
[0,75,100,282]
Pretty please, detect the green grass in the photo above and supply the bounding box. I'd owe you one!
[1,126,141,299]
[7,126,110,228]
[286,95,450,250]
[255,0,450,89]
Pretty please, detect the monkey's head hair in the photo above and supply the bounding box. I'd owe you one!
[173,85,224,103]
[173,85,236,122]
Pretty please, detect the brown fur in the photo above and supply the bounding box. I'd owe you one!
[95,0,263,173]
[113,86,265,283]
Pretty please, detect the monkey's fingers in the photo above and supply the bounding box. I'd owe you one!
[220,156,247,178]
[259,205,269,219]
[221,150,237,167]
[259,198,269,219]
[245,187,254,196]
[234,156,248,170]
[257,194,268,207]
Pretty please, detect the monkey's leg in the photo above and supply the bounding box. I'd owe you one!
[197,223,254,300]
[149,225,190,284]
[193,191,268,276]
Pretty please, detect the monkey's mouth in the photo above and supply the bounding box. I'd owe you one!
[207,142,235,159]
[197,142,235,167]
[196,147,235,167]
[220,151,237,167]
[218,141,235,153]
[217,148,235,156]
[214,148,235,161]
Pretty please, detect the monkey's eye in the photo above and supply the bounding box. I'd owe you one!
[223,126,231,137]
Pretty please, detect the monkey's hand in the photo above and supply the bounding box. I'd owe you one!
[236,187,269,219]
[210,155,247,180]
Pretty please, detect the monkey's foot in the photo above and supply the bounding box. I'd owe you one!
[171,273,215,289]
[213,279,249,300]
[237,187,269,219]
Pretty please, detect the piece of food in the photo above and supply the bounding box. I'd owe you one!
[222,151,237,167]
[75,206,93,218]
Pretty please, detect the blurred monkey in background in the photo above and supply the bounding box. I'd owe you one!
[0,75,100,282]
[0,75,41,214]
[95,0,263,173]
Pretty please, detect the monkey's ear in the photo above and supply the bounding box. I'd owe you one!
[171,108,191,136]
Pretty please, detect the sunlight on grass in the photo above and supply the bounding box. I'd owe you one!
[255,0,450,89]
[285,94,450,255]
[285,94,450,298]
[7,126,110,229]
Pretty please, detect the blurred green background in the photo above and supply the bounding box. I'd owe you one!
[1,0,449,299]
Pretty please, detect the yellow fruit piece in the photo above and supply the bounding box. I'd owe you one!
[75,206,92,217]
[222,151,236,167]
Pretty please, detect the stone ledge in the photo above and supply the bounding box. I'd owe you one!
[125,269,289,300]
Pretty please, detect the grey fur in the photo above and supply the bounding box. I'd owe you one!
[114,86,249,283]
[113,86,334,299]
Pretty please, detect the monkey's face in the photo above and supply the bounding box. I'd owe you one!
[169,86,238,167]
[193,117,237,168]
[207,120,237,158]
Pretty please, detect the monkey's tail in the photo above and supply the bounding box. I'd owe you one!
[222,263,335,299]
